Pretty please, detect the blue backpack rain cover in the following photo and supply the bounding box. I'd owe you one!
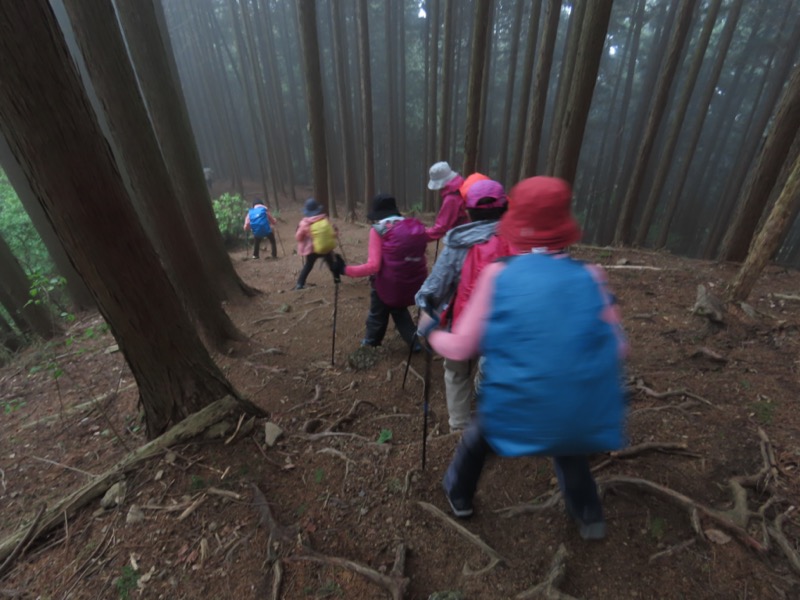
[249,207,271,237]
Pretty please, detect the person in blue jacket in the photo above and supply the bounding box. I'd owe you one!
[418,176,628,540]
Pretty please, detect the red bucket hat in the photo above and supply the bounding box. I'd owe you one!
[499,177,581,251]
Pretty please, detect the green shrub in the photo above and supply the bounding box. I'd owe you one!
[212,193,247,247]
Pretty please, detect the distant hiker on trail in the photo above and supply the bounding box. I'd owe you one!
[417,176,628,541]
[203,167,214,191]
[331,194,427,351]
[244,199,277,259]
[425,161,469,242]
[294,198,338,290]
[415,179,511,432]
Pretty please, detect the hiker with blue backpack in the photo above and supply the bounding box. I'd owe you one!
[417,176,628,540]
[331,194,427,351]
[294,198,339,290]
[244,199,277,259]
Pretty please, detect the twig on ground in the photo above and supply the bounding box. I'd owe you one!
[648,538,696,563]
[633,382,716,408]
[417,501,505,576]
[29,456,95,478]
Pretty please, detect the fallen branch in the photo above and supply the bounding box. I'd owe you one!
[0,396,242,565]
[515,543,576,600]
[0,504,45,578]
[417,501,505,576]
[289,545,409,600]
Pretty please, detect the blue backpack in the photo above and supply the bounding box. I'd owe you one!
[249,207,271,237]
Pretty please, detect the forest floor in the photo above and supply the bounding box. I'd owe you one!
[2,186,800,599]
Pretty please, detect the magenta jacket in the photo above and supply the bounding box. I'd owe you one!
[425,175,468,241]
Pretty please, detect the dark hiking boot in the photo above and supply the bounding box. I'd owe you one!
[443,485,473,519]
[565,500,606,540]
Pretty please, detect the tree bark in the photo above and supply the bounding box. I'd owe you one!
[520,0,561,179]
[114,0,255,299]
[462,0,492,175]
[356,0,375,213]
[729,153,800,302]
[297,0,329,212]
[550,0,613,184]
[63,0,247,352]
[0,0,258,437]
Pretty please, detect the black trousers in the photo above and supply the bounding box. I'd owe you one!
[253,233,277,258]
[297,252,336,286]
[363,288,416,347]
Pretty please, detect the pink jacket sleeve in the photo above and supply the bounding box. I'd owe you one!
[425,194,462,241]
[428,262,505,361]
[344,228,382,277]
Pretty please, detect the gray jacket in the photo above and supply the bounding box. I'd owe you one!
[415,220,498,314]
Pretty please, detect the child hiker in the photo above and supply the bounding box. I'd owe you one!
[331,194,427,350]
[415,179,511,432]
[417,176,628,541]
[295,198,339,290]
[244,199,277,259]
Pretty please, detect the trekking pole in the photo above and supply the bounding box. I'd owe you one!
[331,280,339,366]
[421,345,432,470]
[434,239,440,262]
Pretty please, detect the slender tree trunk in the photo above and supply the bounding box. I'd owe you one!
[729,153,800,302]
[721,62,800,261]
[520,0,560,179]
[115,0,255,299]
[551,0,613,184]
[462,0,492,175]
[0,0,263,436]
[613,0,697,246]
[297,0,329,212]
[437,0,456,161]
[425,0,440,211]
[497,0,526,183]
[0,234,61,339]
[509,0,542,183]
[332,0,357,221]
[634,0,723,246]
[545,0,588,174]
[356,0,375,212]
[63,0,246,352]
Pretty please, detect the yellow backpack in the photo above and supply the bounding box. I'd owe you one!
[310,218,336,254]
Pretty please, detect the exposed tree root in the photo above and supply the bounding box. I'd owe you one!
[417,501,505,576]
[0,396,242,566]
[496,490,562,518]
[289,544,409,600]
[515,543,577,600]
[591,441,700,473]
[325,399,380,432]
[0,504,45,578]
[633,382,716,408]
[648,538,696,563]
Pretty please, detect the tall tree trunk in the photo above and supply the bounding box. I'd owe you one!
[297,0,329,212]
[550,0,613,184]
[425,0,440,211]
[0,136,94,311]
[728,153,800,302]
[62,0,246,352]
[509,0,542,183]
[545,0,588,174]
[462,0,492,175]
[613,0,697,246]
[437,0,456,161]
[332,0,357,221]
[356,0,375,213]
[115,0,255,299]
[0,1,264,436]
[496,0,525,183]
[0,234,61,339]
[634,0,723,246]
[721,62,800,262]
[520,0,560,179]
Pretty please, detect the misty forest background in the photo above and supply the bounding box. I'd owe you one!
[0,0,798,418]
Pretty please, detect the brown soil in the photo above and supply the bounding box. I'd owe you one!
[2,189,800,599]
